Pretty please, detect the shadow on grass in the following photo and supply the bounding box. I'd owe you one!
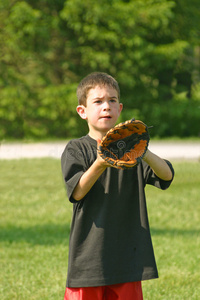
[0,223,71,245]
[151,227,200,237]
[1,224,199,246]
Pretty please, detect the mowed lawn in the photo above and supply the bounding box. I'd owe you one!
[0,158,199,299]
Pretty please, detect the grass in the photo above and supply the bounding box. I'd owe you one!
[0,159,200,299]
[143,161,200,299]
[0,159,70,299]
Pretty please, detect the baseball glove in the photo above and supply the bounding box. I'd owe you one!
[98,118,150,169]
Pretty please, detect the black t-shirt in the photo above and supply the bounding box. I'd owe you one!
[61,135,174,288]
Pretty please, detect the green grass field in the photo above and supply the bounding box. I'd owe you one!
[0,159,199,299]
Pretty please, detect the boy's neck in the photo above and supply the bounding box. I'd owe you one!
[88,130,106,141]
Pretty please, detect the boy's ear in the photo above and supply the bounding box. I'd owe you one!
[76,105,87,119]
[119,103,123,114]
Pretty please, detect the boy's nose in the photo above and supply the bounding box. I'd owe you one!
[103,101,110,110]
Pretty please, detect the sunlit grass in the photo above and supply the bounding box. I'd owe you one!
[0,159,199,299]
[143,161,200,299]
[0,159,71,299]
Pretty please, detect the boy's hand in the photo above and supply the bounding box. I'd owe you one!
[97,139,125,169]
[96,139,110,168]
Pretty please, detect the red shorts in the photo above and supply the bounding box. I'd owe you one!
[64,281,143,300]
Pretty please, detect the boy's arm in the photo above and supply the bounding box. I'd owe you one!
[142,149,173,181]
[72,146,173,201]
[72,155,108,201]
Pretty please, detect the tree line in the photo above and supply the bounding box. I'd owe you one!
[0,0,200,139]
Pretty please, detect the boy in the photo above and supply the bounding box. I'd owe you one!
[61,72,174,300]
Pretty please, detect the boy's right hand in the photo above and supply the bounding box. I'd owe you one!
[96,139,110,168]
[97,139,123,169]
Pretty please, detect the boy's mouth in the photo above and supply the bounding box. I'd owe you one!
[101,115,111,119]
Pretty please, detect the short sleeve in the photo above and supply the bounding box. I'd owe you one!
[143,160,175,190]
[61,140,86,203]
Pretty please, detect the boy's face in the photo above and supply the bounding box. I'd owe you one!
[77,85,123,139]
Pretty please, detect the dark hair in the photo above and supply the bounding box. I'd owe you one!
[77,72,120,106]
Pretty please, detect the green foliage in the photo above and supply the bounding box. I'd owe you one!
[0,84,88,139]
[0,0,200,139]
[142,100,200,137]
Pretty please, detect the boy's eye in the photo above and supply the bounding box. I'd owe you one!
[93,98,117,104]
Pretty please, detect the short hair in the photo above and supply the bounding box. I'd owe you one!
[77,72,120,106]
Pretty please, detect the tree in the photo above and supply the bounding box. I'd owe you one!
[60,0,191,105]
[0,0,199,139]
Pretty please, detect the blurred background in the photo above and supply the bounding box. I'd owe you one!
[1,2,200,299]
[0,0,200,140]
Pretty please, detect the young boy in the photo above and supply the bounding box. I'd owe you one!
[61,72,174,300]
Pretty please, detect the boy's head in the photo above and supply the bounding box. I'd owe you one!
[77,72,120,107]
[76,72,123,139]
